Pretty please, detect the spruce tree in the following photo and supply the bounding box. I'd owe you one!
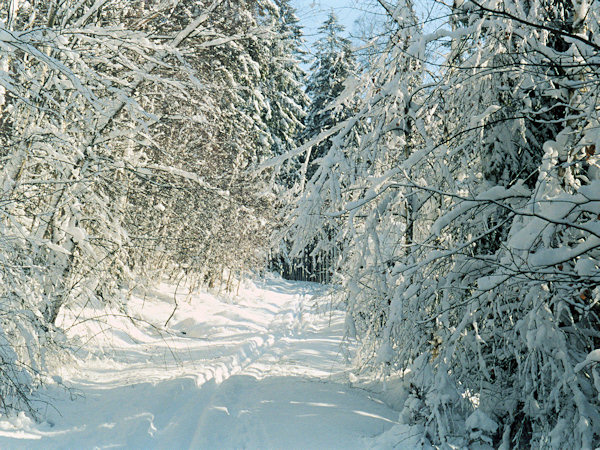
[265,0,309,158]
[301,12,356,180]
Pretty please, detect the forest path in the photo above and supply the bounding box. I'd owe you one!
[0,276,400,449]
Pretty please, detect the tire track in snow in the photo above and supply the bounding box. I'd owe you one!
[181,291,307,386]
[185,284,400,449]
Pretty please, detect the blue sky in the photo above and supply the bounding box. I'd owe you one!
[290,0,365,55]
[290,0,448,73]
[290,0,446,49]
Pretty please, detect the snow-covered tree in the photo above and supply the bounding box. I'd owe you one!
[265,0,309,158]
[284,0,600,446]
[122,0,304,288]
[270,12,357,283]
[300,12,356,181]
[412,1,600,446]
[0,0,301,415]
[0,0,234,412]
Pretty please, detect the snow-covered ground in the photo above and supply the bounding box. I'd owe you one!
[0,276,414,449]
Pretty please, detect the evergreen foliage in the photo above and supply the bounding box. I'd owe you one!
[270,10,355,283]
[300,12,356,180]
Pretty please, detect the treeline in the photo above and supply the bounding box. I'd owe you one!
[283,0,600,447]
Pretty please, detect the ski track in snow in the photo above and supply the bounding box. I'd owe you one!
[0,276,404,449]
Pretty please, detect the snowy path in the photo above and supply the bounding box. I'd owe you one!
[0,277,399,449]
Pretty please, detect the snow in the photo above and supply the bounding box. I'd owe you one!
[465,410,498,434]
[575,257,597,277]
[585,349,600,363]
[368,423,426,449]
[469,104,501,127]
[0,276,409,449]
[45,241,72,255]
[574,349,600,372]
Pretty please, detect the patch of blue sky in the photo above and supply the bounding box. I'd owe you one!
[290,0,365,53]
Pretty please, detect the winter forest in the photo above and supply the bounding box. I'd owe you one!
[0,0,599,448]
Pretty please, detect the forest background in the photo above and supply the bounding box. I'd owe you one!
[0,0,599,448]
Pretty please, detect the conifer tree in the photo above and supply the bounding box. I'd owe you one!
[271,11,356,282]
[300,12,356,180]
[265,0,309,158]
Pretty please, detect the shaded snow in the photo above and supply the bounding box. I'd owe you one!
[0,276,416,449]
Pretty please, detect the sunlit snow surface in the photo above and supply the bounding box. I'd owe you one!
[0,276,418,449]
